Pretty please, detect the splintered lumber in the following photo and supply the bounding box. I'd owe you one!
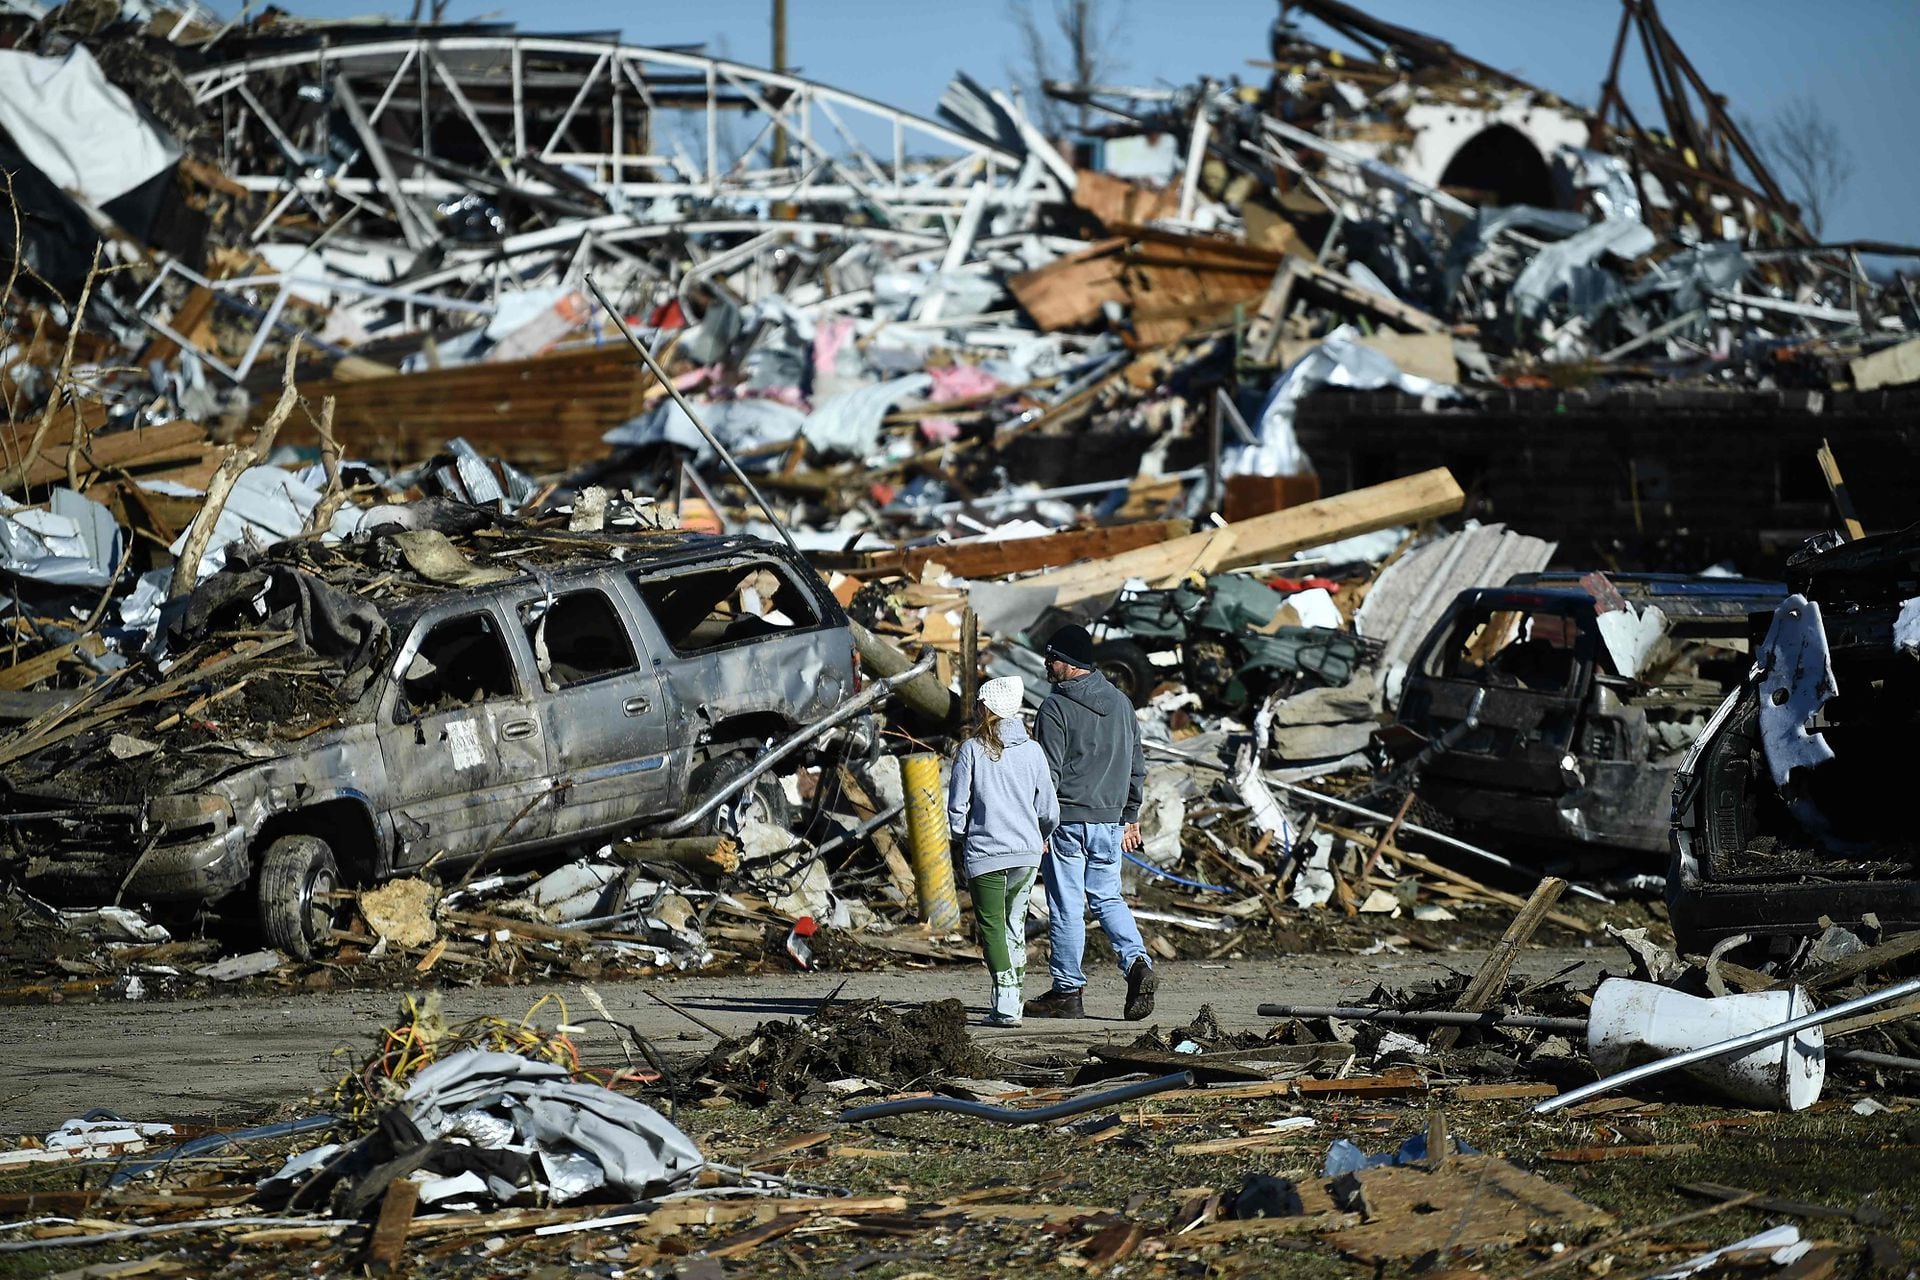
[1541,1143,1700,1163]
[814,519,1190,581]
[703,1213,805,1258]
[1781,929,1920,993]
[612,835,740,875]
[362,1178,420,1274]
[172,344,300,597]
[1448,1081,1558,1102]
[1429,875,1567,1051]
[3,418,207,493]
[1317,823,1593,935]
[441,910,589,946]
[1021,469,1465,606]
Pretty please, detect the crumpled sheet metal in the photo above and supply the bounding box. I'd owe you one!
[401,1048,703,1203]
[1510,215,1657,323]
[802,372,934,458]
[0,45,178,207]
[168,466,364,585]
[1755,594,1838,787]
[0,487,122,587]
[607,397,805,462]
[1230,325,1456,479]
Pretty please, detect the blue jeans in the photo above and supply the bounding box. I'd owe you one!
[1042,821,1150,992]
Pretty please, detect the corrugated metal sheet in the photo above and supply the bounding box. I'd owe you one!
[1355,522,1556,707]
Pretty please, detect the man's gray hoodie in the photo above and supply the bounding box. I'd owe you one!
[1036,668,1146,825]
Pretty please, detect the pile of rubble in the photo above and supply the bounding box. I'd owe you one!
[5,917,1917,1275]
[0,0,1910,1000]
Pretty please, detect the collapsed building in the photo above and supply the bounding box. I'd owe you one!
[0,0,1909,977]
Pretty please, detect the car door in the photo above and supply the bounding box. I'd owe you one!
[378,602,554,870]
[627,553,850,734]
[1405,597,1591,793]
[520,582,674,841]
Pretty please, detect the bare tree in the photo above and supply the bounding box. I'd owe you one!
[1754,96,1854,239]
[1006,0,1128,140]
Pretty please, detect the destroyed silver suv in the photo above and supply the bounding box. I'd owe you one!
[2,531,859,957]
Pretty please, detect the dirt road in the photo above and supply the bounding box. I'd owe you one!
[2,948,1603,1137]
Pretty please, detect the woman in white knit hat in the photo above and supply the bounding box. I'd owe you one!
[945,675,1059,1026]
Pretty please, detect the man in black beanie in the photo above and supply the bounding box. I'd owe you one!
[1024,622,1156,1021]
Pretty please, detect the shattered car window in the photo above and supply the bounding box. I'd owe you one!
[1431,607,1581,693]
[402,612,518,716]
[632,561,820,655]
[522,589,638,690]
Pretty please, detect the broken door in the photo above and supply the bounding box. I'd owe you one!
[522,584,674,841]
[379,605,553,868]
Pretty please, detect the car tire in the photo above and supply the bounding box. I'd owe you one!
[689,752,795,837]
[1093,640,1157,708]
[258,835,340,961]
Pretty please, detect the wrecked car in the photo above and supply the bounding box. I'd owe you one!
[0,529,860,958]
[1391,571,1783,858]
[1671,528,1920,954]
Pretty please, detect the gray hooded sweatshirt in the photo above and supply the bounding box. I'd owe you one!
[946,716,1059,880]
[1036,668,1146,825]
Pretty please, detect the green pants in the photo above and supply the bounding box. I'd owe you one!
[970,867,1037,1021]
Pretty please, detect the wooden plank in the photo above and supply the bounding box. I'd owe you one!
[1022,469,1465,606]
[142,286,216,367]
[1171,1133,1319,1157]
[610,835,741,875]
[1782,929,1920,993]
[1541,1143,1700,1164]
[277,344,661,472]
[1448,1081,1559,1102]
[1319,823,1593,935]
[4,418,207,491]
[1430,876,1567,1051]
[814,519,1189,581]
[702,1212,805,1259]
[1677,1181,1851,1221]
[1073,170,1179,228]
[1181,1212,1361,1241]
[737,1132,833,1167]
[1295,1068,1429,1098]
[362,1178,420,1274]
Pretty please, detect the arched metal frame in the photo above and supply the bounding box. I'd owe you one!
[170,37,1066,358]
[187,38,1058,245]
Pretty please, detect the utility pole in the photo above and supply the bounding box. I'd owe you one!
[770,0,789,170]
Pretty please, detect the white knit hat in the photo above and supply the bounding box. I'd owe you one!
[978,676,1024,719]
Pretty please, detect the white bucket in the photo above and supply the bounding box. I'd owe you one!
[1587,978,1825,1111]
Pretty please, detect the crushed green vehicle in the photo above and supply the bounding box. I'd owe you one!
[1087,573,1374,711]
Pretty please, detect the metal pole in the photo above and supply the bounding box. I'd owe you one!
[1139,739,1611,905]
[1533,975,1920,1115]
[583,273,804,559]
[658,652,935,835]
[770,0,789,170]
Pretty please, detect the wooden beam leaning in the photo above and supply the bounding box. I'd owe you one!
[1021,468,1466,607]
[1430,876,1568,1051]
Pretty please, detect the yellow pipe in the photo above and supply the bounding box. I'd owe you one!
[901,752,961,932]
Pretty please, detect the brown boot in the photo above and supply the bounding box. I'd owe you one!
[1124,958,1157,1021]
[1023,987,1085,1019]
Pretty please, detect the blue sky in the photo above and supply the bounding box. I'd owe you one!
[234,0,1918,244]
